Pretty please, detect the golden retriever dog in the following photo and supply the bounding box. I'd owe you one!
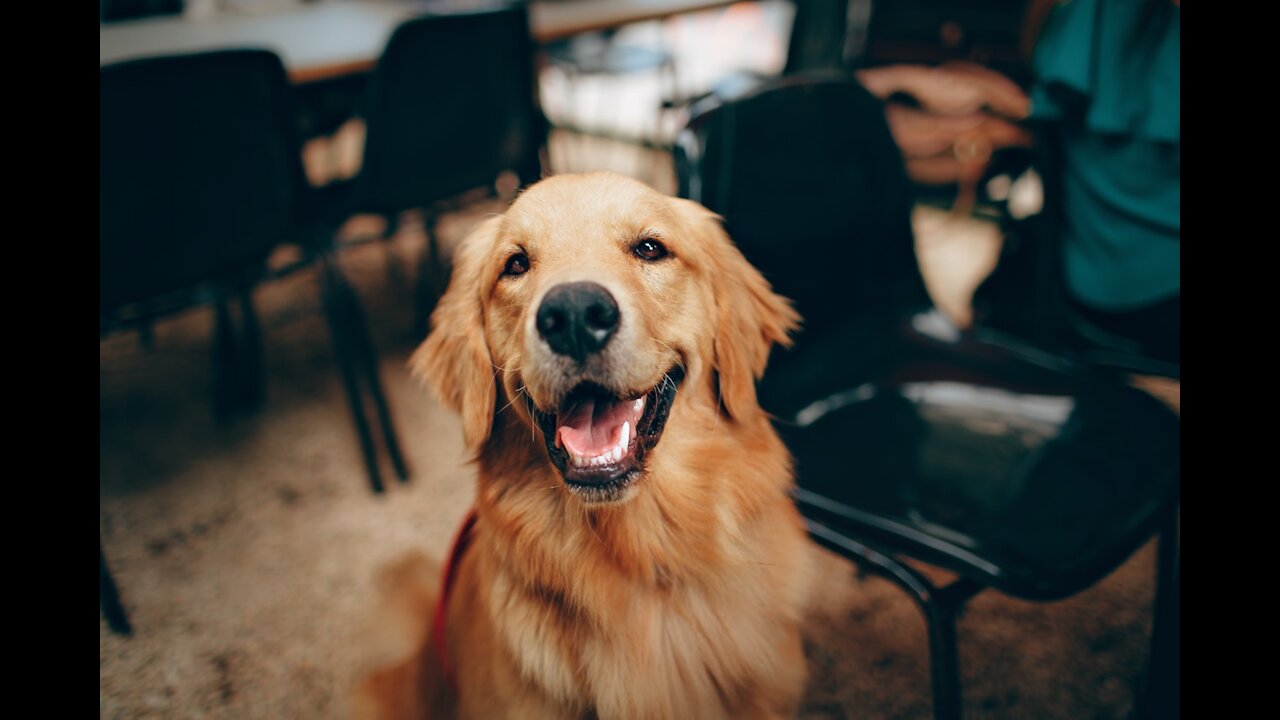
[355,172,814,719]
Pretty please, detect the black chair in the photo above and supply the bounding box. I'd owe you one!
[322,0,548,337]
[101,49,408,498]
[675,74,1179,720]
[101,48,412,632]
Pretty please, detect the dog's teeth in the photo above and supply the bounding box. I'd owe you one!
[634,398,645,412]
[567,425,635,470]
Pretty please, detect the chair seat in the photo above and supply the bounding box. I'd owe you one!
[776,309,1180,601]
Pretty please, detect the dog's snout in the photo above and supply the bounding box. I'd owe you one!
[537,282,620,362]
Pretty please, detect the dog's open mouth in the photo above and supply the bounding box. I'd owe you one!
[530,368,684,502]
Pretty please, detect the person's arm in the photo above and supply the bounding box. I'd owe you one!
[855,62,1030,120]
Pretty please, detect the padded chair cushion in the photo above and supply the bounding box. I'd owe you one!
[783,316,1179,600]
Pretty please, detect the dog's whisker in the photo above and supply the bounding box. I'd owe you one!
[662,371,681,397]
[492,358,522,374]
[652,339,687,373]
[496,386,528,417]
[523,389,544,444]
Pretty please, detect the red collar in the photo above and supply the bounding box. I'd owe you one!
[433,509,478,693]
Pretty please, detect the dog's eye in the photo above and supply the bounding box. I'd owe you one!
[503,253,530,277]
[633,239,668,261]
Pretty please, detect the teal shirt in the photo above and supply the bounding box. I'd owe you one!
[1030,0,1180,310]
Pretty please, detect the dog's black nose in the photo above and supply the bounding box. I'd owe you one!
[537,281,620,362]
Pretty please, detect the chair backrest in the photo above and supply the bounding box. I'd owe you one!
[356,1,547,215]
[100,49,305,317]
[675,73,930,331]
[783,0,857,75]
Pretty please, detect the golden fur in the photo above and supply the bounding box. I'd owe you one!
[355,173,813,719]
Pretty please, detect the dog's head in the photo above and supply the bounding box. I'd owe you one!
[412,173,798,504]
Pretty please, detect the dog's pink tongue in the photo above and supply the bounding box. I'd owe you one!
[556,397,640,457]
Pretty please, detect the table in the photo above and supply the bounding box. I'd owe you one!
[531,0,743,42]
[100,0,744,83]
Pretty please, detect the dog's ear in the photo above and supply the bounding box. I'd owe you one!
[409,217,502,456]
[673,199,800,421]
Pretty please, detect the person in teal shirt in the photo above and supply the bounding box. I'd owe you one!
[1027,0,1179,363]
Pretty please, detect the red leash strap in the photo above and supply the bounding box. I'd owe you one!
[433,509,478,693]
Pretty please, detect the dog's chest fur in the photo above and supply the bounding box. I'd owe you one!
[465,466,810,719]
[441,386,814,719]
[481,520,798,717]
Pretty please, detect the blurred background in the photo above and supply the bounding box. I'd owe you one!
[100,1,1179,718]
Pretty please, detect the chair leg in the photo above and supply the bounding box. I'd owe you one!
[413,210,444,341]
[1137,506,1179,719]
[212,293,240,419]
[924,580,985,720]
[318,254,385,493]
[236,283,265,412]
[804,519,982,720]
[359,347,409,483]
[337,260,411,484]
[100,542,132,635]
[382,212,410,293]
